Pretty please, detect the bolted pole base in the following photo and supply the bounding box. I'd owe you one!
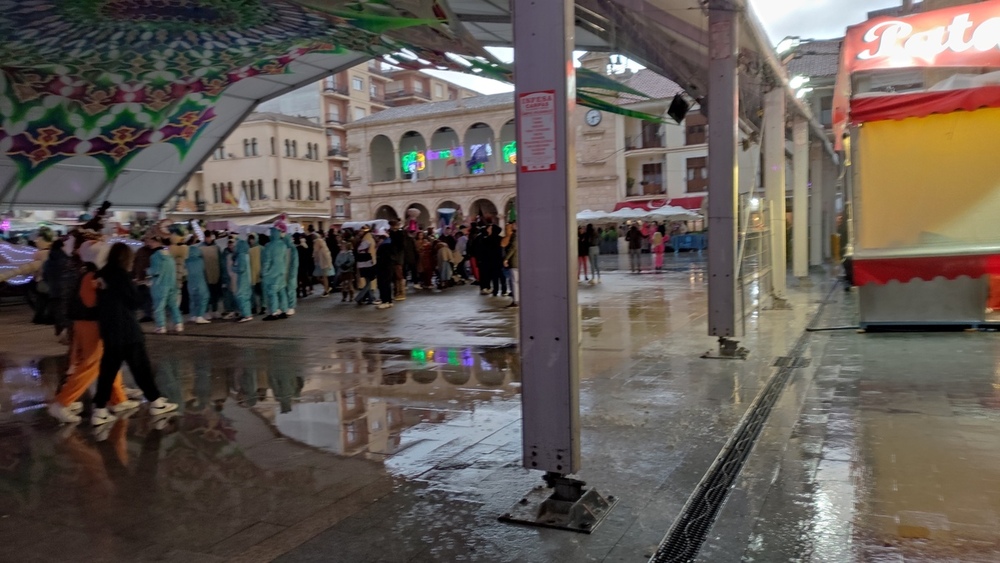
[499,472,618,534]
[702,337,750,360]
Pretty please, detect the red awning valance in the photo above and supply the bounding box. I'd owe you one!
[851,86,1000,124]
[853,253,1000,286]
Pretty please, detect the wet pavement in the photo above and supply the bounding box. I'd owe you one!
[5,253,991,562]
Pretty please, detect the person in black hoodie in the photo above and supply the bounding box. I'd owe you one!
[92,242,179,426]
[388,220,407,301]
[375,230,395,310]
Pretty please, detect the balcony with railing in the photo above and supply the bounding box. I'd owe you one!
[323,81,349,97]
[327,147,349,159]
[369,92,388,106]
[325,115,347,128]
[385,89,430,101]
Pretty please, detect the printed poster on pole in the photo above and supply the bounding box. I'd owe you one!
[518,90,558,173]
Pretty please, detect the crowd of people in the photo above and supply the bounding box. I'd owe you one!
[30,203,523,427]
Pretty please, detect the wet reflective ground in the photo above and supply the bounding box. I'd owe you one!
[1,254,837,562]
[700,291,1000,563]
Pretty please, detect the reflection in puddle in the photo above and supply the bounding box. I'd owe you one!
[0,343,521,465]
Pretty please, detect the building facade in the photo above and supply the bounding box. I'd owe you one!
[345,56,710,228]
[169,113,331,230]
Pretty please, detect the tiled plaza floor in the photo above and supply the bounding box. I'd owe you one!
[5,254,993,562]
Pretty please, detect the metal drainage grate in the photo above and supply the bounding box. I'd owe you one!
[650,345,813,562]
[649,280,839,563]
[773,357,811,369]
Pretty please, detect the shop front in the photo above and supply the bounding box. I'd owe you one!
[834,1,1000,327]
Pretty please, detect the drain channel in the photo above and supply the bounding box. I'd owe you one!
[649,283,837,563]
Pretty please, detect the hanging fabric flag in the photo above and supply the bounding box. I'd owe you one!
[238,188,252,214]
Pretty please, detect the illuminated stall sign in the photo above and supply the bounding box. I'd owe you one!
[834,1,1000,149]
[503,141,517,164]
[401,151,426,174]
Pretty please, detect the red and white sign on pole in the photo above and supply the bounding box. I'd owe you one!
[518,90,558,173]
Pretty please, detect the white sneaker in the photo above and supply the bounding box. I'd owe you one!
[48,403,82,424]
[110,400,140,413]
[286,308,296,316]
[90,408,116,426]
[376,303,392,310]
[222,312,237,320]
[194,316,210,324]
[153,327,167,334]
[69,402,84,414]
[149,397,178,416]
[124,387,144,400]
[238,316,253,323]
[174,323,184,333]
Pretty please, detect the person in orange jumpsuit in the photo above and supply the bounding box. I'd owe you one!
[47,240,138,424]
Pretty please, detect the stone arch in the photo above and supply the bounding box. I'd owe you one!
[503,196,517,224]
[374,204,399,221]
[499,119,517,174]
[428,127,462,179]
[469,198,498,223]
[464,122,497,175]
[435,199,463,229]
[404,203,431,231]
[399,131,427,181]
[369,135,396,182]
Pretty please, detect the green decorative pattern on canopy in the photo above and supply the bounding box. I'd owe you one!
[0,0,658,199]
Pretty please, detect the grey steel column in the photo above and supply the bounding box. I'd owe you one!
[792,117,809,279]
[809,141,824,266]
[763,88,787,300]
[706,0,740,340]
[513,0,579,475]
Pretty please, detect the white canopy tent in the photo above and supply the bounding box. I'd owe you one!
[576,205,701,223]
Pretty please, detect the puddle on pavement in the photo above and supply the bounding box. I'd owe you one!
[0,342,522,468]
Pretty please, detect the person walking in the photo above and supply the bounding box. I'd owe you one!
[389,220,407,301]
[416,231,435,289]
[295,233,314,298]
[626,224,643,273]
[334,242,356,302]
[92,242,178,426]
[504,223,518,308]
[233,240,253,322]
[375,229,395,309]
[652,231,665,271]
[131,235,155,322]
[587,223,601,283]
[201,231,222,318]
[248,234,263,314]
[149,235,184,334]
[43,238,78,344]
[185,244,211,324]
[312,236,335,297]
[455,226,469,281]
[48,241,137,424]
[284,229,299,316]
[261,224,290,321]
[354,225,377,305]
[577,225,591,282]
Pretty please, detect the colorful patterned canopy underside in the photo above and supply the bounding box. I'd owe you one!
[0,0,656,190]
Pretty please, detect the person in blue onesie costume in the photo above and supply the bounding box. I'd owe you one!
[185,243,211,324]
[149,237,184,333]
[233,239,253,322]
[284,231,298,316]
[261,223,289,321]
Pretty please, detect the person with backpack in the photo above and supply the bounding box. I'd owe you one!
[48,241,137,424]
[334,241,356,302]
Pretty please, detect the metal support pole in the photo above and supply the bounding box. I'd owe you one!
[823,154,839,261]
[792,118,809,280]
[702,0,747,361]
[809,142,824,267]
[763,89,788,305]
[501,0,617,534]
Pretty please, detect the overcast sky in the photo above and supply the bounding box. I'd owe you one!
[425,0,905,94]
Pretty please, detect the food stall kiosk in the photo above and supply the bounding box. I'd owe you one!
[834,1,1000,327]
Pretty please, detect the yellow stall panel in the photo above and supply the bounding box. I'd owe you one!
[857,107,1000,252]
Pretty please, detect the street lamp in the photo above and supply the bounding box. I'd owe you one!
[776,36,801,55]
